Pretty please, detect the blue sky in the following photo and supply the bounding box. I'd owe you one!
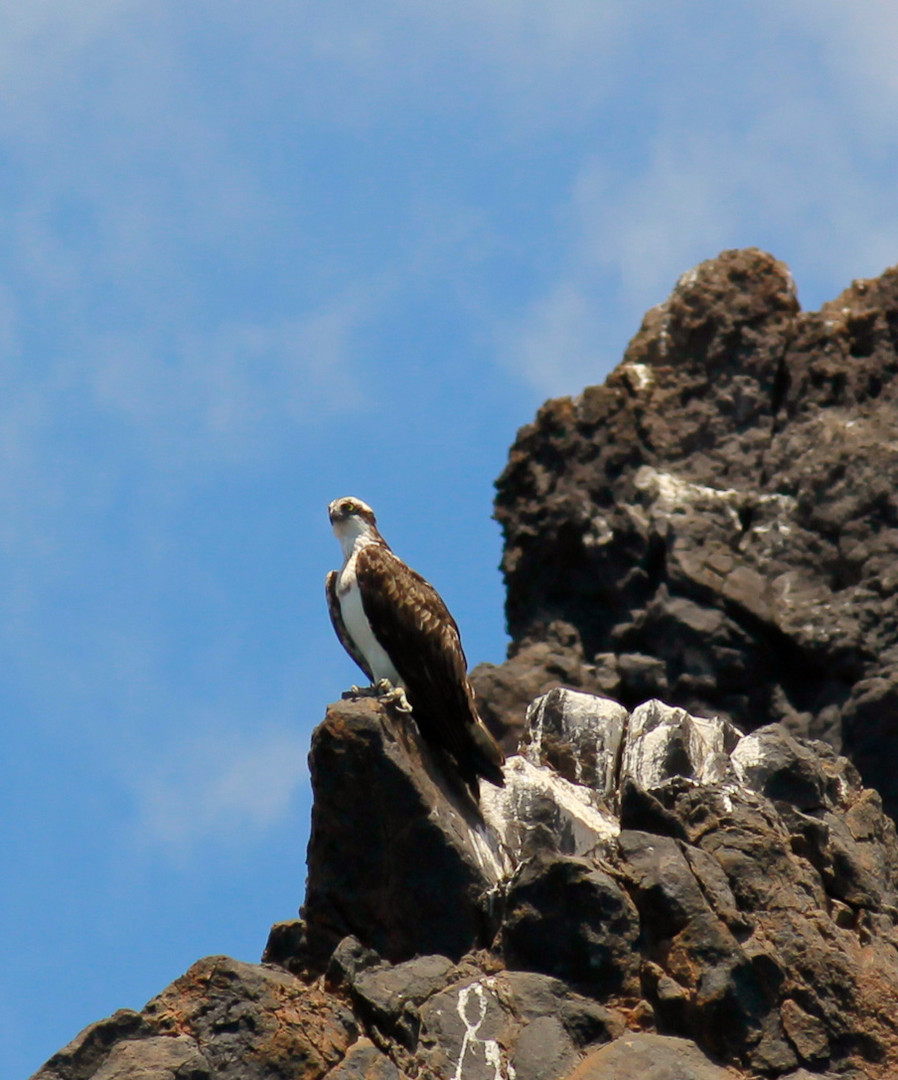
[4,3,898,1076]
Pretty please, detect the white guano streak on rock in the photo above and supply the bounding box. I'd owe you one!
[621,361,654,390]
[623,702,740,790]
[686,714,730,785]
[524,696,547,762]
[525,689,627,796]
[626,722,680,789]
[621,701,682,788]
[465,815,512,881]
[480,756,619,864]
[730,731,766,785]
[450,982,508,1080]
[633,466,796,531]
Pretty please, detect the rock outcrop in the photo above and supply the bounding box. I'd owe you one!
[474,249,898,817]
[37,690,898,1080]
[33,251,898,1080]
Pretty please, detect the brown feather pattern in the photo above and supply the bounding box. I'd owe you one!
[356,542,504,782]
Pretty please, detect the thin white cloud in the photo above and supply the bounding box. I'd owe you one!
[3,3,897,148]
[781,1,898,117]
[0,1,643,457]
[132,726,308,854]
[87,297,370,466]
[501,281,606,397]
[0,292,371,643]
[216,0,643,127]
[0,1,138,89]
[502,5,898,396]
[1,2,896,505]
[0,0,644,142]
[388,0,638,88]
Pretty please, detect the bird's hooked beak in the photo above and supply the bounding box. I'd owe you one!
[327,498,348,526]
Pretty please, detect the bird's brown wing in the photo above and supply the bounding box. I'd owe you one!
[356,544,504,781]
[326,569,374,683]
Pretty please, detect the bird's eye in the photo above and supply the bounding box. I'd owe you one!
[344,500,356,513]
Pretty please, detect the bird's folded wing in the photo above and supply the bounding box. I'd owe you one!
[326,569,374,682]
[355,544,478,761]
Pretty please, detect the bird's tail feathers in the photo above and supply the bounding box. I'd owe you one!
[471,718,505,766]
[468,718,506,787]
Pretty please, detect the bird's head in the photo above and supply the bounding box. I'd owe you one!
[328,496,380,553]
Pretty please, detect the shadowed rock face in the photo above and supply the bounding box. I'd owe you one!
[300,697,507,971]
[478,249,898,817]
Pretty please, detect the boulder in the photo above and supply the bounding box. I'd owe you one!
[301,697,507,970]
[33,956,359,1080]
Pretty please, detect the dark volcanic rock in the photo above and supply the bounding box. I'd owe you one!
[35,692,898,1080]
[323,935,383,992]
[491,248,898,817]
[301,696,507,970]
[294,684,898,1076]
[522,686,626,795]
[414,967,625,1080]
[501,853,641,994]
[499,970,624,1048]
[348,953,454,1048]
[571,1032,747,1079]
[471,621,606,751]
[326,1039,401,1079]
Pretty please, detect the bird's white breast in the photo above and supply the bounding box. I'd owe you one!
[338,547,402,686]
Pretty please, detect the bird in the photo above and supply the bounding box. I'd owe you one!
[326,495,505,790]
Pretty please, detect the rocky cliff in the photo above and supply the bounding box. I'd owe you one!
[35,693,898,1080]
[33,251,898,1080]
[473,249,898,819]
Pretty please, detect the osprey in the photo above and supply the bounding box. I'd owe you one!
[326,496,505,789]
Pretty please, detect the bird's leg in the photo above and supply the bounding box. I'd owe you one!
[345,678,412,712]
[383,687,413,713]
[379,683,413,714]
[346,678,393,698]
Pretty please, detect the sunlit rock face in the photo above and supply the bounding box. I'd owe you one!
[485,248,898,819]
[41,688,898,1080]
[292,689,898,1080]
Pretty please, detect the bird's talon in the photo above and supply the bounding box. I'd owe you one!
[380,685,413,713]
[346,682,382,699]
[344,680,410,712]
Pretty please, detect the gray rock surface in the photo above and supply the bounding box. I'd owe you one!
[34,956,359,1080]
[570,1032,748,1079]
[44,689,894,1079]
[523,687,627,796]
[269,690,898,1078]
[501,852,641,995]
